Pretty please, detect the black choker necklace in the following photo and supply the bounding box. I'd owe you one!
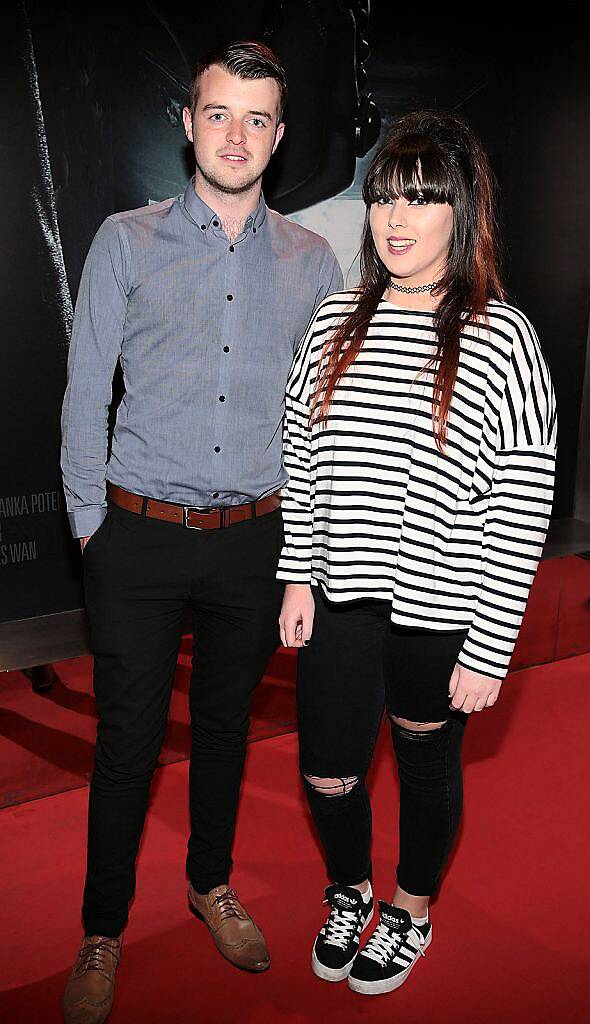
[389,278,440,295]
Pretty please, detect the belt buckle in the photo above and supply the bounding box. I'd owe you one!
[183,505,215,529]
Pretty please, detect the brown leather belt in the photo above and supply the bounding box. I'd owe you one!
[107,483,281,530]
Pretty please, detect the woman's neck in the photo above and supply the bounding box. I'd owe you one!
[382,284,439,312]
[384,262,445,311]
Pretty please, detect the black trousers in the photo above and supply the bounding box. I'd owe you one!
[298,587,467,897]
[82,502,284,937]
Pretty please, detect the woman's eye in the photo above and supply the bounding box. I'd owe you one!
[377,197,392,206]
[409,197,428,206]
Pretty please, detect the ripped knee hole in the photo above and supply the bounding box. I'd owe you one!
[304,775,358,797]
[389,715,447,733]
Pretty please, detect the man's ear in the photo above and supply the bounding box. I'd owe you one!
[272,121,285,155]
[182,106,194,143]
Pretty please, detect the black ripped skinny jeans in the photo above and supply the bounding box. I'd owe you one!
[297,587,467,897]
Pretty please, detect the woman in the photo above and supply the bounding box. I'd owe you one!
[277,111,556,996]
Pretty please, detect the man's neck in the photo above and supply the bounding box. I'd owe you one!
[193,176,261,243]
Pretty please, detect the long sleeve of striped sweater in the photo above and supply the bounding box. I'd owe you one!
[277,295,557,681]
[457,327,557,678]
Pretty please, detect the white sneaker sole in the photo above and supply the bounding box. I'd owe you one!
[311,907,374,983]
[348,929,432,995]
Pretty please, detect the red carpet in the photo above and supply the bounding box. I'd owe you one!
[0,639,297,808]
[4,551,590,811]
[1,653,589,1023]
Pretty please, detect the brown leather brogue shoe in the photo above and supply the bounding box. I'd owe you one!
[188,882,270,972]
[62,934,122,1024]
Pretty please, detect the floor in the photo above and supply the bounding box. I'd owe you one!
[0,639,298,807]
[1,652,588,1023]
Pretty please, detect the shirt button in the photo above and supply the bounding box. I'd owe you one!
[252,227,257,234]
[219,395,226,402]
[214,446,221,453]
[223,346,230,353]
[213,220,219,227]
[212,492,219,499]
[200,224,206,230]
[227,294,233,301]
[229,245,235,252]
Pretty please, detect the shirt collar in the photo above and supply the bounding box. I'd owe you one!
[182,177,267,235]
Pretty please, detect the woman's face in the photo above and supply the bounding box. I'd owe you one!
[369,195,453,286]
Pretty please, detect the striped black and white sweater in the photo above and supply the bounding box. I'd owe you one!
[276,291,557,679]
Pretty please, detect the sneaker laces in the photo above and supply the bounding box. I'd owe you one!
[322,904,361,950]
[361,921,425,966]
[212,888,247,922]
[76,938,120,980]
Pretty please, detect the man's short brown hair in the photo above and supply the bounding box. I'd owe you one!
[188,41,288,122]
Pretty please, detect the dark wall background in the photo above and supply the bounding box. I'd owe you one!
[1,0,589,628]
[366,0,590,527]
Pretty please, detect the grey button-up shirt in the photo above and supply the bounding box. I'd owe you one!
[61,180,342,537]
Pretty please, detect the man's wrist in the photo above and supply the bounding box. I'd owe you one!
[67,505,107,539]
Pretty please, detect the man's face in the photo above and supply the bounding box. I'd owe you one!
[183,65,285,196]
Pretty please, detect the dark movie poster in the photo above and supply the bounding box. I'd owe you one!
[1,6,80,623]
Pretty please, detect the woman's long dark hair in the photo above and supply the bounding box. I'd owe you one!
[311,111,505,449]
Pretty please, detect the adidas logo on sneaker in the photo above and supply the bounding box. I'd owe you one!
[381,908,410,930]
[348,901,432,995]
[312,884,374,983]
[332,894,357,908]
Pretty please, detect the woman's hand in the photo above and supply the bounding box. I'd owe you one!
[448,664,503,713]
[279,584,315,647]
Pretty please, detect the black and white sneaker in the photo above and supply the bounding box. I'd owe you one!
[312,884,374,982]
[348,901,432,995]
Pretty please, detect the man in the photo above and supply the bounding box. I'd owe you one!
[61,40,342,1024]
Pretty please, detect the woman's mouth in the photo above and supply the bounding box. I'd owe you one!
[386,237,416,256]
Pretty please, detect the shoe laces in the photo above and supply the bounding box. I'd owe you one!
[322,903,361,950]
[212,888,247,922]
[361,921,425,966]
[76,937,120,980]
